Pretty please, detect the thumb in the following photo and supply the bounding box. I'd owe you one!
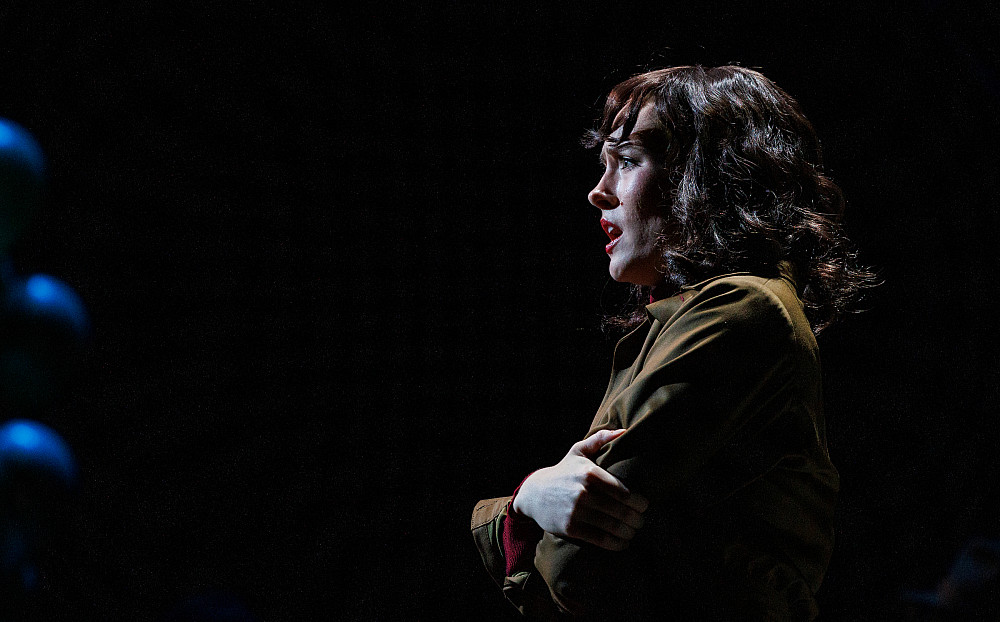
[571,428,626,458]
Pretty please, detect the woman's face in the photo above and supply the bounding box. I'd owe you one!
[588,103,672,287]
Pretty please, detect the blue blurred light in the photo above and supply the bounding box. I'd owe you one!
[0,419,77,486]
[0,118,45,179]
[0,123,14,147]
[18,274,90,338]
[8,423,40,450]
[25,275,57,304]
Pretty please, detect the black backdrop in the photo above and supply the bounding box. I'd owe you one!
[2,2,1000,620]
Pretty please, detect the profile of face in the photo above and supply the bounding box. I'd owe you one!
[588,103,673,287]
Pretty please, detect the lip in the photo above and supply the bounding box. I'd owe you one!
[601,219,622,254]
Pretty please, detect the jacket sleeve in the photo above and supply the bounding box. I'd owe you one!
[472,495,568,620]
[471,496,511,587]
[531,278,807,617]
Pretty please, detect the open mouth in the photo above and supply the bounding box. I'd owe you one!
[601,219,622,253]
[601,219,622,240]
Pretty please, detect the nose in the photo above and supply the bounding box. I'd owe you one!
[588,174,618,211]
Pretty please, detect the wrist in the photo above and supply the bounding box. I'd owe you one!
[511,491,527,518]
[503,473,545,576]
[509,471,536,519]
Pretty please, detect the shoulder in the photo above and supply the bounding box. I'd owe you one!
[648,271,813,353]
[702,273,804,328]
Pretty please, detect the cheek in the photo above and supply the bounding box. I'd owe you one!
[633,218,669,251]
[623,168,665,209]
[624,182,668,237]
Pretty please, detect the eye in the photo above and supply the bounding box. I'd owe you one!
[619,157,638,170]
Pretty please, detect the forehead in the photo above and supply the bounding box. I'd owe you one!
[608,101,659,142]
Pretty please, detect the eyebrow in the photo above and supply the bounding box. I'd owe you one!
[598,139,645,166]
[598,127,669,167]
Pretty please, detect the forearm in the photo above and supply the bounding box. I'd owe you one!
[471,496,511,586]
[470,478,547,581]
[471,494,567,620]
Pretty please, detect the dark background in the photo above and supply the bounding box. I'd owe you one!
[2,1,999,620]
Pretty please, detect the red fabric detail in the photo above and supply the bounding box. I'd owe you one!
[649,285,671,302]
[503,473,544,576]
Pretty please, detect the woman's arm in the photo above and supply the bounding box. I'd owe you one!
[471,432,646,585]
[513,430,648,552]
[532,277,816,617]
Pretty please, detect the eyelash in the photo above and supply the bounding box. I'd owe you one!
[618,157,637,170]
[599,157,638,172]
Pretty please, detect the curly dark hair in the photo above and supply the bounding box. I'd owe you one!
[587,66,877,334]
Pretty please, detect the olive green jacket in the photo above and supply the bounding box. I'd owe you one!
[472,269,839,621]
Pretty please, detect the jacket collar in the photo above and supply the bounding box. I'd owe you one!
[644,262,798,324]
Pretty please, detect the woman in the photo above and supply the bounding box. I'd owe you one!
[472,65,875,621]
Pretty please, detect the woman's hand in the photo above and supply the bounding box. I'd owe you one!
[511,429,648,551]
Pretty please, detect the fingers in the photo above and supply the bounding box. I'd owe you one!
[542,430,651,552]
[579,462,650,515]
[573,501,640,540]
[597,479,649,514]
[571,428,626,459]
[570,429,649,511]
[563,486,646,551]
[566,522,635,551]
[581,488,645,531]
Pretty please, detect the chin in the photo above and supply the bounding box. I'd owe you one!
[610,258,664,287]
[610,272,643,286]
[608,268,629,283]
[608,260,628,282]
